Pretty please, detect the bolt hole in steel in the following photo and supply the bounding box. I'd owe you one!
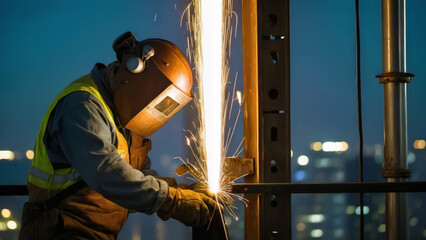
[263,35,285,40]
[271,51,279,64]
[269,88,279,99]
[268,14,277,25]
[271,193,278,207]
[271,127,278,141]
[270,160,278,172]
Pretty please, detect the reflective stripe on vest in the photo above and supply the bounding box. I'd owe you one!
[29,166,81,184]
[28,74,119,194]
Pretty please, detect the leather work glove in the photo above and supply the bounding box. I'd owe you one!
[158,177,178,187]
[157,187,218,227]
[177,182,215,199]
[177,183,235,207]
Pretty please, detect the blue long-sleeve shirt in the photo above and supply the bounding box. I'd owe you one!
[43,63,168,214]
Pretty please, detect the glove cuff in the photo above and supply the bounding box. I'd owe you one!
[157,187,179,220]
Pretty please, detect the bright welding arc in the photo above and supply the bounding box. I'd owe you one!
[199,0,224,194]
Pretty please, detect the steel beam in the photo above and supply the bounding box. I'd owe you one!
[241,0,260,238]
[2,182,424,196]
[242,0,291,239]
[232,182,426,194]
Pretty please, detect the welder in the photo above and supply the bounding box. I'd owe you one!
[19,31,217,239]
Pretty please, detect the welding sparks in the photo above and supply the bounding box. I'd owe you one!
[199,0,224,194]
[236,91,242,106]
[179,0,246,229]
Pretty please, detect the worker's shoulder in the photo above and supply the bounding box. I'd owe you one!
[56,91,103,113]
[60,91,97,105]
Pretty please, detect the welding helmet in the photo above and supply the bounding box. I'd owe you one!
[112,32,193,136]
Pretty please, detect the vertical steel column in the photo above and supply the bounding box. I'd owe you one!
[377,0,414,239]
[242,0,291,239]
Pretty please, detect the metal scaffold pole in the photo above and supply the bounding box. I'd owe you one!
[242,0,291,239]
[377,0,414,239]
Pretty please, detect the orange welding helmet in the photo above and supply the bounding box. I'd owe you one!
[112,32,193,136]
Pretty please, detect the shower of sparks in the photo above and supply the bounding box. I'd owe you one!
[179,0,248,227]
[200,0,223,194]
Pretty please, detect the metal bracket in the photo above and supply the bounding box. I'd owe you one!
[222,157,254,182]
[376,72,414,84]
[175,157,254,183]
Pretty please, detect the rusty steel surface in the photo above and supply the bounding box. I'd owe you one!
[242,0,261,238]
[242,0,291,239]
[175,164,204,181]
[222,157,254,182]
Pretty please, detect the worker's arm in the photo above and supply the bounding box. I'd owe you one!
[129,156,178,187]
[45,92,167,214]
[139,159,161,176]
[130,132,178,186]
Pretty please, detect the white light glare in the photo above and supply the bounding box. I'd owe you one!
[308,214,325,223]
[200,0,223,193]
[311,229,323,238]
[7,220,17,230]
[297,155,309,166]
[322,141,349,152]
[0,150,15,161]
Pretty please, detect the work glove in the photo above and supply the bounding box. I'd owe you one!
[158,176,178,187]
[157,187,218,227]
[177,183,234,206]
[176,183,216,199]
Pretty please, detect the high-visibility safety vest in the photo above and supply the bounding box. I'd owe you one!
[27,74,129,199]
[20,74,150,240]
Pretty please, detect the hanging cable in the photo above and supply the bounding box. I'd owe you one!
[355,0,364,239]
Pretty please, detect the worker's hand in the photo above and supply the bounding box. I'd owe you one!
[157,187,218,227]
[158,177,178,187]
[176,183,216,199]
[177,183,235,208]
